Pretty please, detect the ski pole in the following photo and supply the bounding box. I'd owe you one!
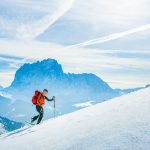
[53,96,55,118]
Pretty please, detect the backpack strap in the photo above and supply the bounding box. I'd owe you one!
[36,92,42,105]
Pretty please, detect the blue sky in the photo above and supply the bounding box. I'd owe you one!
[0,0,150,88]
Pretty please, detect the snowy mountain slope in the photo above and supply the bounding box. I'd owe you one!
[0,94,32,122]
[0,87,150,150]
[0,116,23,133]
[0,86,3,90]
[0,123,6,135]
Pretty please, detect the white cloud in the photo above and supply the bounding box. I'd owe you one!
[65,0,150,27]
[0,71,15,87]
[0,56,23,63]
[0,0,149,88]
[65,24,150,49]
[0,39,149,88]
[0,0,75,39]
[16,0,75,39]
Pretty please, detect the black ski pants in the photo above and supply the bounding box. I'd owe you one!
[32,106,44,124]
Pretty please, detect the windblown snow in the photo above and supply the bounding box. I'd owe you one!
[0,88,150,150]
[73,101,94,108]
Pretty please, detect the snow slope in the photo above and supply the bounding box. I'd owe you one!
[0,88,150,150]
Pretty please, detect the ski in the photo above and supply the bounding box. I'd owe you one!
[25,121,35,126]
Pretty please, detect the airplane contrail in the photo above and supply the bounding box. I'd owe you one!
[13,0,76,62]
[65,24,150,49]
[16,0,75,39]
[13,24,150,65]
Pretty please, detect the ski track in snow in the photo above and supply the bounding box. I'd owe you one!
[0,88,150,150]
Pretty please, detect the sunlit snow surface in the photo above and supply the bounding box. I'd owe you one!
[73,101,94,108]
[0,88,150,150]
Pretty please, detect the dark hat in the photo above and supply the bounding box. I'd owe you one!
[43,89,48,93]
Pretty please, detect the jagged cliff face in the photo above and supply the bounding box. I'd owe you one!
[2,58,121,121]
[6,58,115,101]
[10,59,64,88]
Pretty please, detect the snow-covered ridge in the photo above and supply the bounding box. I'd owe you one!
[0,88,149,150]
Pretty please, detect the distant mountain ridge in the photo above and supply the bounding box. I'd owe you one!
[6,58,115,101]
[0,116,23,133]
[2,58,148,122]
[0,86,3,90]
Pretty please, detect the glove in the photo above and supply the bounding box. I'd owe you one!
[52,96,55,101]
